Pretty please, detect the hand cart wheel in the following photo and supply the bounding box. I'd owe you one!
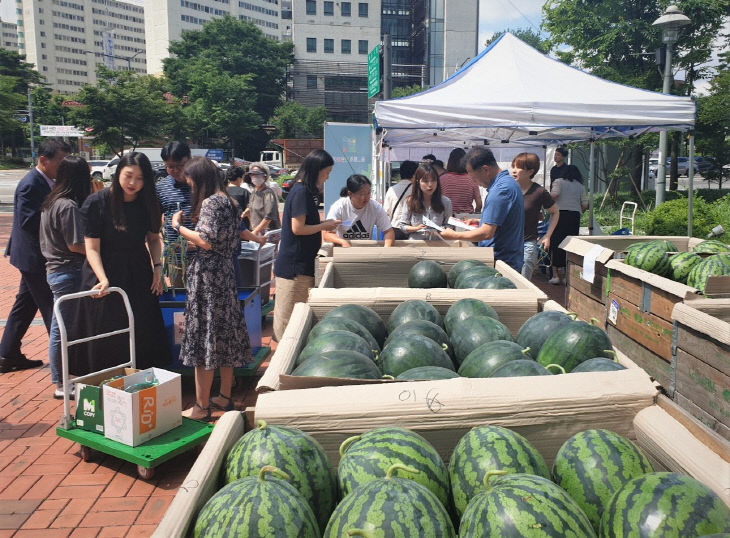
[137,465,155,480]
[79,445,95,462]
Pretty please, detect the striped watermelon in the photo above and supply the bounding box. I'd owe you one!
[449,425,550,518]
[692,239,730,253]
[537,320,612,372]
[396,366,460,380]
[296,330,375,366]
[386,299,443,333]
[669,251,703,283]
[444,298,499,335]
[291,350,382,379]
[337,426,451,510]
[625,243,670,275]
[385,319,453,360]
[224,420,337,531]
[454,266,501,289]
[324,464,456,537]
[599,472,730,537]
[194,466,319,537]
[687,256,730,294]
[459,472,596,537]
[324,304,387,347]
[516,310,576,358]
[379,333,455,376]
[472,275,518,289]
[458,340,532,378]
[552,429,654,531]
[307,316,380,352]
[571,357,626,372]
[408,260,447,288]
[489,358,553,377]
[626,240,677,254]
[447,259,487,288]
[449,315,513,364]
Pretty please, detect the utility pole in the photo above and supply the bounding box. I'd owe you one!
[383,34,392,100]
[27,88,35,164]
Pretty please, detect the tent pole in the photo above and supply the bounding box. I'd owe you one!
[687,132,694,237]
[588,140,595,236]
[542,145,547,188]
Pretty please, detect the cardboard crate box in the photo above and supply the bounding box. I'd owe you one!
[74,367,139,434]
[102,367,182,447]
[257,288,544,393]
[671,300,730,440]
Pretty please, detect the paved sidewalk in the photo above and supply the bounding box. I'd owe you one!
[0,213,275,537]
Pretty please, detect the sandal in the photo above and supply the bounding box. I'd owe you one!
[183,402,212,421]
[211,394,235,412]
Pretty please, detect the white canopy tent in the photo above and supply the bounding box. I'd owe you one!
[373,33,698,234]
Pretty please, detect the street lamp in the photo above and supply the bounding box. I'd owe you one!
[260,123,277,137]
[653,4,690,206]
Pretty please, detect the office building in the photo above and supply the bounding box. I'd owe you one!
[16,0,147,94]
[1,18,18,51]
[143,0,284,75]
[289,0,478,123]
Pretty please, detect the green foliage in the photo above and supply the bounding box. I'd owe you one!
[695,61,730,187]
[0,75,26,134]
[485,28,551,53]
[69,65,170,157]
[647,197,717,238]
[269,102,325,138]
[390,84,424,98]
[164,16,293,157]
[0,49,44,93]
[31,87,69,126]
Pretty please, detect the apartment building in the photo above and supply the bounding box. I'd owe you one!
[1,18,18,51]
[143,0,284,75]
[16,0,146,93]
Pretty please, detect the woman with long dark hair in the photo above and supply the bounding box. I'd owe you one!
[323,174,394,247]
[170,157,252,420]
[272,149,340,341]
[71,152,170,375]
[398,163,453,240]
[40,155,92,398]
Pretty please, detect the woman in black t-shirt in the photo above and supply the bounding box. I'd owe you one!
[273,150,340,341]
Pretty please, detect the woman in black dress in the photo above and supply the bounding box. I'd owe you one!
[71,152,170,375]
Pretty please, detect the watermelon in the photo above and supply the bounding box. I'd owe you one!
[688,255,730,294]
[379,333,454,377]
[472,275,518,289]
[457,340,532,378]
[454,266,501,289]
[408,260,447,288]
[194,466,319,538]
[324,464,456,538]
[296,330,375,366]
[447,259,487,288]
[713,252,730,267]
[337,427,451,510]
[693,239,730,253]
[324,304,387,347]
[599,472,730,537]
[449,315,513,364]
[669,251,703,283]
[625,243,670,275]
[571,356,626,373]
[489,359,552,377]
[552,429,653,531]
[459,472,596,537]
[386,299,442,333]
[449,425,550,518]
[626,239,676,254]
[444,298,499,335]
[291,350,382,379]
[396,366,460,380]
[537,320,612,372]
[307,316,380,352]
[224,420,337,530]
[516,310,575,358]
[385,319,453,359]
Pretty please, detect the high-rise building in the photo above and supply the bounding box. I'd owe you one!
[289,0,478,123]
[1,18,19,52]
[143,0,285,75]
[16,0,147,94]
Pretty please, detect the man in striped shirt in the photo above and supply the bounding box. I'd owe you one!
[156,141,192,245]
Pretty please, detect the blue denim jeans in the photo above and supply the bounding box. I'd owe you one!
[47,268,82,386]
[522,240,539,280]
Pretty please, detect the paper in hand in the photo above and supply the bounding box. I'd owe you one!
[448,217,477,230]
[422,216,445,232]
[339,219,353,227]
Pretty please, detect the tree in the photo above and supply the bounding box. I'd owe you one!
[0,49,43,93]
[269,102,326,138]
[164,16,293,157]
[69,65,170,157]
[390,84,424,99]
[695,53,730,188]
[484,28,551,54]
[0,50,45,156]
[0,75,25,135]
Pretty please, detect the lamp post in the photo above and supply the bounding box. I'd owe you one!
[652,4,690,206]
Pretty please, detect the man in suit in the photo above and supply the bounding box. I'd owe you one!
[0,138,71,373]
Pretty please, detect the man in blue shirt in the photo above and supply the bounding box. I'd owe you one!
[156,141,192,245]
[441,146,524,271]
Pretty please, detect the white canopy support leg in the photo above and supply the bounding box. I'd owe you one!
[588,140,595,235]
[687,132,695,237]
[542,145,548,188]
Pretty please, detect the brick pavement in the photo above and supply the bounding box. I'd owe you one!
[0,213,275,536]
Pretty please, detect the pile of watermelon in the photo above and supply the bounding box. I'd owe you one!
[408,259,518,289]
[194,422,730,536]
[290,299,624,381]
[623,238,730,294]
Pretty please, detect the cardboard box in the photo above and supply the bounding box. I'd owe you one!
[74,367,139,434]
[102,368,182,447]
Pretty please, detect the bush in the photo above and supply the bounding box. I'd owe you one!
[646,197,718,238]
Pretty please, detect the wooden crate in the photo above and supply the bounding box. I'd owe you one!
[567,286,607,330]
[606,325,672,389]
[672,300,730,441]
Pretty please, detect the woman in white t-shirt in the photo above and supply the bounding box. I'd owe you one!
[398,163,453,240]
[323,174,395,247]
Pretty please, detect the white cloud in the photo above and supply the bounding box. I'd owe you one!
[478,0,545,50]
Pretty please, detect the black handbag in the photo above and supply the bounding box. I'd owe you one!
[391,184,411,240]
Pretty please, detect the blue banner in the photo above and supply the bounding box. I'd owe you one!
[323,123,372,216]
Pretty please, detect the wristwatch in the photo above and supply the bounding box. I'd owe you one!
[173,222,181,232]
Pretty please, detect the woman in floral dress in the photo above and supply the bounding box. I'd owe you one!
[171,157,252,420]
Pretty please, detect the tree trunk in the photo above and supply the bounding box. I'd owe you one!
[669,132,679,191]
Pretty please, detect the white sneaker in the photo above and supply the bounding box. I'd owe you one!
[548,276,561,285]
[53,384,75,400]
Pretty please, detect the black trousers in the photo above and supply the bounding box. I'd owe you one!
[0,270,53,359]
